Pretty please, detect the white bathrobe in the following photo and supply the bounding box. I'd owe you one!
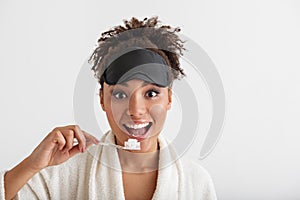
[0,131,217,200]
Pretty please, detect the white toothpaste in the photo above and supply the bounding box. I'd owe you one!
[123,139,141,150]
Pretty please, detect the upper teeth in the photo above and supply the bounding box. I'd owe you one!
[126,123,149,129]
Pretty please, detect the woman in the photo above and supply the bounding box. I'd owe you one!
[1,17,217,200]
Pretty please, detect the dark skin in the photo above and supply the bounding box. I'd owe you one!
[101,79,172,199]
[117,144,160,200]
[122,170,158,200]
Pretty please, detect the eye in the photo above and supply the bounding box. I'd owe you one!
[145,89,160,98]
[112,91,127,99]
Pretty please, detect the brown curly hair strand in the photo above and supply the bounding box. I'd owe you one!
[89,16,186,87]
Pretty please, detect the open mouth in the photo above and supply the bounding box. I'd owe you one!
[123,122,152,138]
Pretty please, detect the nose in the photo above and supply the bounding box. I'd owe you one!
[127,93,147,117]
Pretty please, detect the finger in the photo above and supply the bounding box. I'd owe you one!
[51,129,66,151]
[64,125,86,152]
[74,125,87,152]
[82,130,100,145]
[61,129,75,153]
[85,136,97,149]
[68,144,81,157]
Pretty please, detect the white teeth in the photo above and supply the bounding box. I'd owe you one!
[125,122,149,129]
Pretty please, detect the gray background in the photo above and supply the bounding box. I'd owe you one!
[1,0,300,199]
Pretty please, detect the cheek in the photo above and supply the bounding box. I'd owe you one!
[107,101,127,122]
[149,104,168,124]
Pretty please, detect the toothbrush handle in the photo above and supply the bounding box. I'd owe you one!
[99,142,124,149]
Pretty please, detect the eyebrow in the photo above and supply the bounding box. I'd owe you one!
[118,81,153,87]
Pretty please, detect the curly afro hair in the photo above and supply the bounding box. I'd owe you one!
[89,16,186,87]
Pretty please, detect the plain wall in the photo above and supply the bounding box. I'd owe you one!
[1,0,300,199]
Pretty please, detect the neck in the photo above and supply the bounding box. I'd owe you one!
[117,145,159,173]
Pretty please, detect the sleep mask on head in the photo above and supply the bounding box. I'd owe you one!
[102,48,171,87]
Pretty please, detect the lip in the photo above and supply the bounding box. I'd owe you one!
[122,122,152,141]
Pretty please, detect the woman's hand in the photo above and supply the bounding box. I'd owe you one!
[27,125,99,172]
[4,125,99,200]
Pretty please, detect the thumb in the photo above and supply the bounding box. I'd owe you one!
[68,145,81,157]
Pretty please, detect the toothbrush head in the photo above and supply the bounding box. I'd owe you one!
[123,139,141,150]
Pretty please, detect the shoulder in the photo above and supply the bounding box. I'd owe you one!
[180,158,218,199]
[181,159,212,183]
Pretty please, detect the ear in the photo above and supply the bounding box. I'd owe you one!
[167,88,172,110]
[100,89,106,111]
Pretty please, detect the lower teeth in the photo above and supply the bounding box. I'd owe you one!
[129,127,147,136]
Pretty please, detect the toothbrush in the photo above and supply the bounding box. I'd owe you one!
[74,138,141,150]
[99,139,141,150]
